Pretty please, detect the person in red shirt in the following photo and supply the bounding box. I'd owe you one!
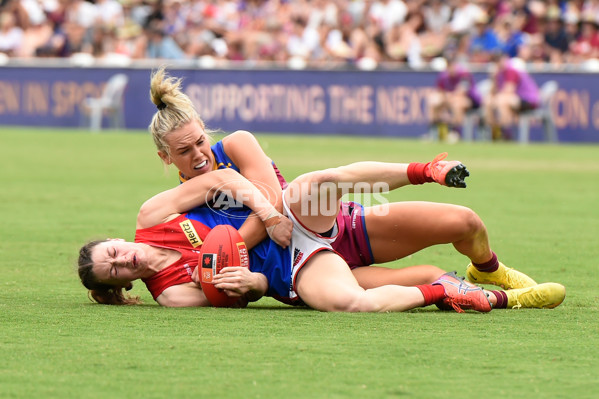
[145,67,539,292]
[78,156,566,312]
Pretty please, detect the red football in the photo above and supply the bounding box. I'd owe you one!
[198,225,250,307]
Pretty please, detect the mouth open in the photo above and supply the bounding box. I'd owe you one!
[194,160,208,170]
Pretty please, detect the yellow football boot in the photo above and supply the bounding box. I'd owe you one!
[506,283,566,309]
[466,261,537,289]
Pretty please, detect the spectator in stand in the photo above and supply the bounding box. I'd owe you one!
[449,0,483,36]
[422,0,451,55]
[143,20,186,59]
[483,52,540,140]
[17,0,53,57]
[428,53,481,141]
[468,12,501,63]
[583,0,599,20]
[113,21,145,58]
[0,11,23,55]
[2,0,599,69]
[385,11,426,65]
[35,14,69,57]
[507,0,542,36]
[286,15,322,62]
[324,12,368,62]
[65,0,98,30]
[95,0,125,28]
[544,6,570,64]
[569,12,599,62]
[500,12,529,58]
[369,0,408,34]
[83,25,115,58]
[423,0,451,34]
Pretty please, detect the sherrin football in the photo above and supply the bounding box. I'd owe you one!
[198,225,250,307]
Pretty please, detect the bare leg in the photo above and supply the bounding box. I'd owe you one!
[447,92,472,125]
[296,252,426,312]
[364,202,493,264]
[494,92,520,127]
[352,265,445,287]
[284,163,411,234]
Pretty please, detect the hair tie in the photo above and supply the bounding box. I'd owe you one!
[157,102,167,110]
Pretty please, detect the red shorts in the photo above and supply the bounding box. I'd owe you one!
[331,201,374,268]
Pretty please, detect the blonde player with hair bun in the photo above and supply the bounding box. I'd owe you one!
[139,66,563,310]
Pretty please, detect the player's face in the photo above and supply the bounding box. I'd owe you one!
[91,240,149,286]
[160,120,213,179]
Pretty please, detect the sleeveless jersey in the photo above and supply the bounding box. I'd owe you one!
[135,211,294,302]
[137,214,210,299]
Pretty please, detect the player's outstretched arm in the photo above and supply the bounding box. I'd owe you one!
[138,168,293,247]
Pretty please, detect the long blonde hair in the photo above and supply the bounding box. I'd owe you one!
[148,67,206,157]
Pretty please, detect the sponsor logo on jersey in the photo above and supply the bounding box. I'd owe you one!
[180,219,202,248]
[293,247,304,267]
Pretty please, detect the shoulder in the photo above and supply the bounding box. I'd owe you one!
[222,130,268,164]
[222,130,259,148]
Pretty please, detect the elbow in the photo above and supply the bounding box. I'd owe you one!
[210,168,242,191]
[137,200,155,227]
[213,168,240,181]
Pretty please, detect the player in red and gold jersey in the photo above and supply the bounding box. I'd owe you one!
[145,67,540,294]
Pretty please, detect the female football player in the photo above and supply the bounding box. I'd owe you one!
[77,158,565,311]
[145,67,536,292]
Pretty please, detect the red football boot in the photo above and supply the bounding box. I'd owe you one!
[429,152,470,188]
[433,271,492,313]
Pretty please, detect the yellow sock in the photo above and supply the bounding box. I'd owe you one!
[492,126,502,141]
[438,123,448,141]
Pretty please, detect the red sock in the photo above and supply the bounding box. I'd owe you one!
[416,284,446,306]
[472,252,499,273]
[491,290,508,309]
[407,162,434,185]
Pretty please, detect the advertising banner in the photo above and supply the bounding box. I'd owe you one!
[0,67,596,142]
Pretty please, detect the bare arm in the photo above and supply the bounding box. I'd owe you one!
[156,279,260,308]
[223,131,284,249]
[137,167,292,246]
[156,283,212,307]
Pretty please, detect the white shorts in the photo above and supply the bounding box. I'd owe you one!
[282,190,340,301]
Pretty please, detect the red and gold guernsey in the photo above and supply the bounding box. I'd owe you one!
[135,214,212,299]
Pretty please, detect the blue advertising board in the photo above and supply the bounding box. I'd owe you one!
[0,66,597,142]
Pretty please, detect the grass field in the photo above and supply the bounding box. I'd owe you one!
[1,127,598,399]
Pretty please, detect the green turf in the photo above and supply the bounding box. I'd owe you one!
[1,127,598,399]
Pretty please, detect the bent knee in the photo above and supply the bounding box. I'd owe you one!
[436,205,485,238]
[287,168,341,197]
[453,206,485,237]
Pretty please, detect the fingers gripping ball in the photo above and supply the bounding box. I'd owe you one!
[199,225,250,307]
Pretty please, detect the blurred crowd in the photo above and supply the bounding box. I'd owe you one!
[2,0,599,68]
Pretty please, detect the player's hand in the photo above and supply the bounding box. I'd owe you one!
[263,211,293,248]
[212,267,259,297]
